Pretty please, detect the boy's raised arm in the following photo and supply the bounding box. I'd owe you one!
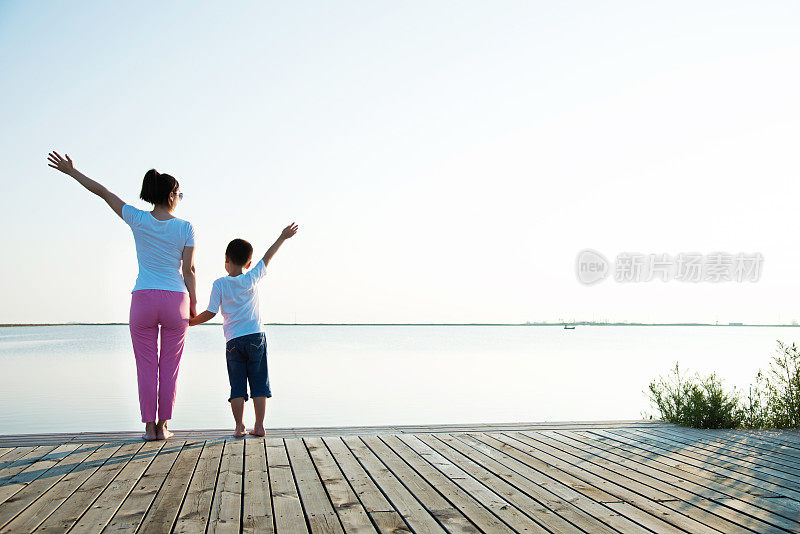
[260,222,299,268]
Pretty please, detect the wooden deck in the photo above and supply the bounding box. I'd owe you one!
[0,420,798,533]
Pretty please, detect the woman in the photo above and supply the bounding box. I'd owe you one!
[47,152,197,441]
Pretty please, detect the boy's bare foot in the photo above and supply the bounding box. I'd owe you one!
[142,422,157,441]
[249,426,266,437]
[233,424,247,438]
[156,421,174,440]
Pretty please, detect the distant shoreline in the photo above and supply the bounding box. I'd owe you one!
[1,322,798,328]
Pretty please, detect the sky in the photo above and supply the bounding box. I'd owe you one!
[1,1,800,324]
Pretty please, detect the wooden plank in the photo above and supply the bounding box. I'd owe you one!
[649,425,800,460]
[0,443,122,533]
[4,423,800,534]
[603,501,703,534]
[267,438,309,534]
[611,428,800,498]
[466,431,699,533]
[67,440,165,533]
[285,437,344,534]
[322,437,411,534]
[242,439,273,534]
[522,430,782,534]
[354,435,479,533]
[554,429,800,533]
[591,429,795,503]
[659,427,800,463]
[589,429,780,496]
[370,435,518,533]
[486,432,722,534]
[643,426,800,473]
[0,447,40,470]
[173,439,225,534]
[608,434,800,519]
[389,434,545,533]
[340,435,446,534]
[0,444,79,507]
[0,420,673,446]
[33,442,144,533]
[722,429,800,448]
[462,433,621,503]
[714,428,800,454]
[102,441,186,532]
[208,439,244,534]
[305,437,374,534]
[442,433,641,533]
[0,443,99,530]
[623,427,800,484]
[138,441,204,534]
[417,433,602,534]
[0,446,58,495]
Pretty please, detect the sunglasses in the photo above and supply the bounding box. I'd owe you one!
[172,191,184,200]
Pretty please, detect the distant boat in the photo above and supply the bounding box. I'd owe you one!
[564,324,576,330]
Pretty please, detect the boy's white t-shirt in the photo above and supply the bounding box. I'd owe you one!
[122,204,196,293]
[207,259,268,342]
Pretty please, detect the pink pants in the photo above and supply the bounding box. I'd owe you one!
[129,289,189,423]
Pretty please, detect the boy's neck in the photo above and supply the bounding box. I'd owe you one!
[228,266,244,276]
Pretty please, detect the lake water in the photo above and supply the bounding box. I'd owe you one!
[0,325,796,434]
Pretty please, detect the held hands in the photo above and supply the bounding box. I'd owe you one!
[47,152,76,176]
[280,222,299,240]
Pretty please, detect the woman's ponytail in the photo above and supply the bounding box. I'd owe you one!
[139,169,179,206]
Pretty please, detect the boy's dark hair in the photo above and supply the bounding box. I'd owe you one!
[226,238,253,266]
[140,169,179,205]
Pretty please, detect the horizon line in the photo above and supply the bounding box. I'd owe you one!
[2,322,799,328]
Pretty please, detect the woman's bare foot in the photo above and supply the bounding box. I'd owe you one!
[142,422,158,441]
[156,420,174,440]
[233,424,247,438]
[249,425,266,437]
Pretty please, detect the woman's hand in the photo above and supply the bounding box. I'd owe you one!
[190,310,216,326]
[189,301,198,319]
[47,151,126,219]
[47,152,76,176]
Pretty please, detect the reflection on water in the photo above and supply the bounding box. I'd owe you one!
[0,325,796,433]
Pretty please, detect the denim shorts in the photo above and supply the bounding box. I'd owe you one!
[225,332,272,402]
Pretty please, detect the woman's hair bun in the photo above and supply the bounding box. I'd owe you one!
[140,168,179,205]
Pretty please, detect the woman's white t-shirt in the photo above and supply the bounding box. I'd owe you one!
[122,204,196,293]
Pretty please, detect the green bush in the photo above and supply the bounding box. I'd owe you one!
[648,341,800,429]
[744,341,800,429]
[647,363,742,428]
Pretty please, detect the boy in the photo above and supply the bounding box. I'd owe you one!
[190,222,299,437]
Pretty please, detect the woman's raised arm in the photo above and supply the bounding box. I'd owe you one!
[47,152,125,219]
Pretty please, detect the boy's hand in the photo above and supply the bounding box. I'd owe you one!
[261,223,298,268]
[280,222,299,240]
[190,310,216,327]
